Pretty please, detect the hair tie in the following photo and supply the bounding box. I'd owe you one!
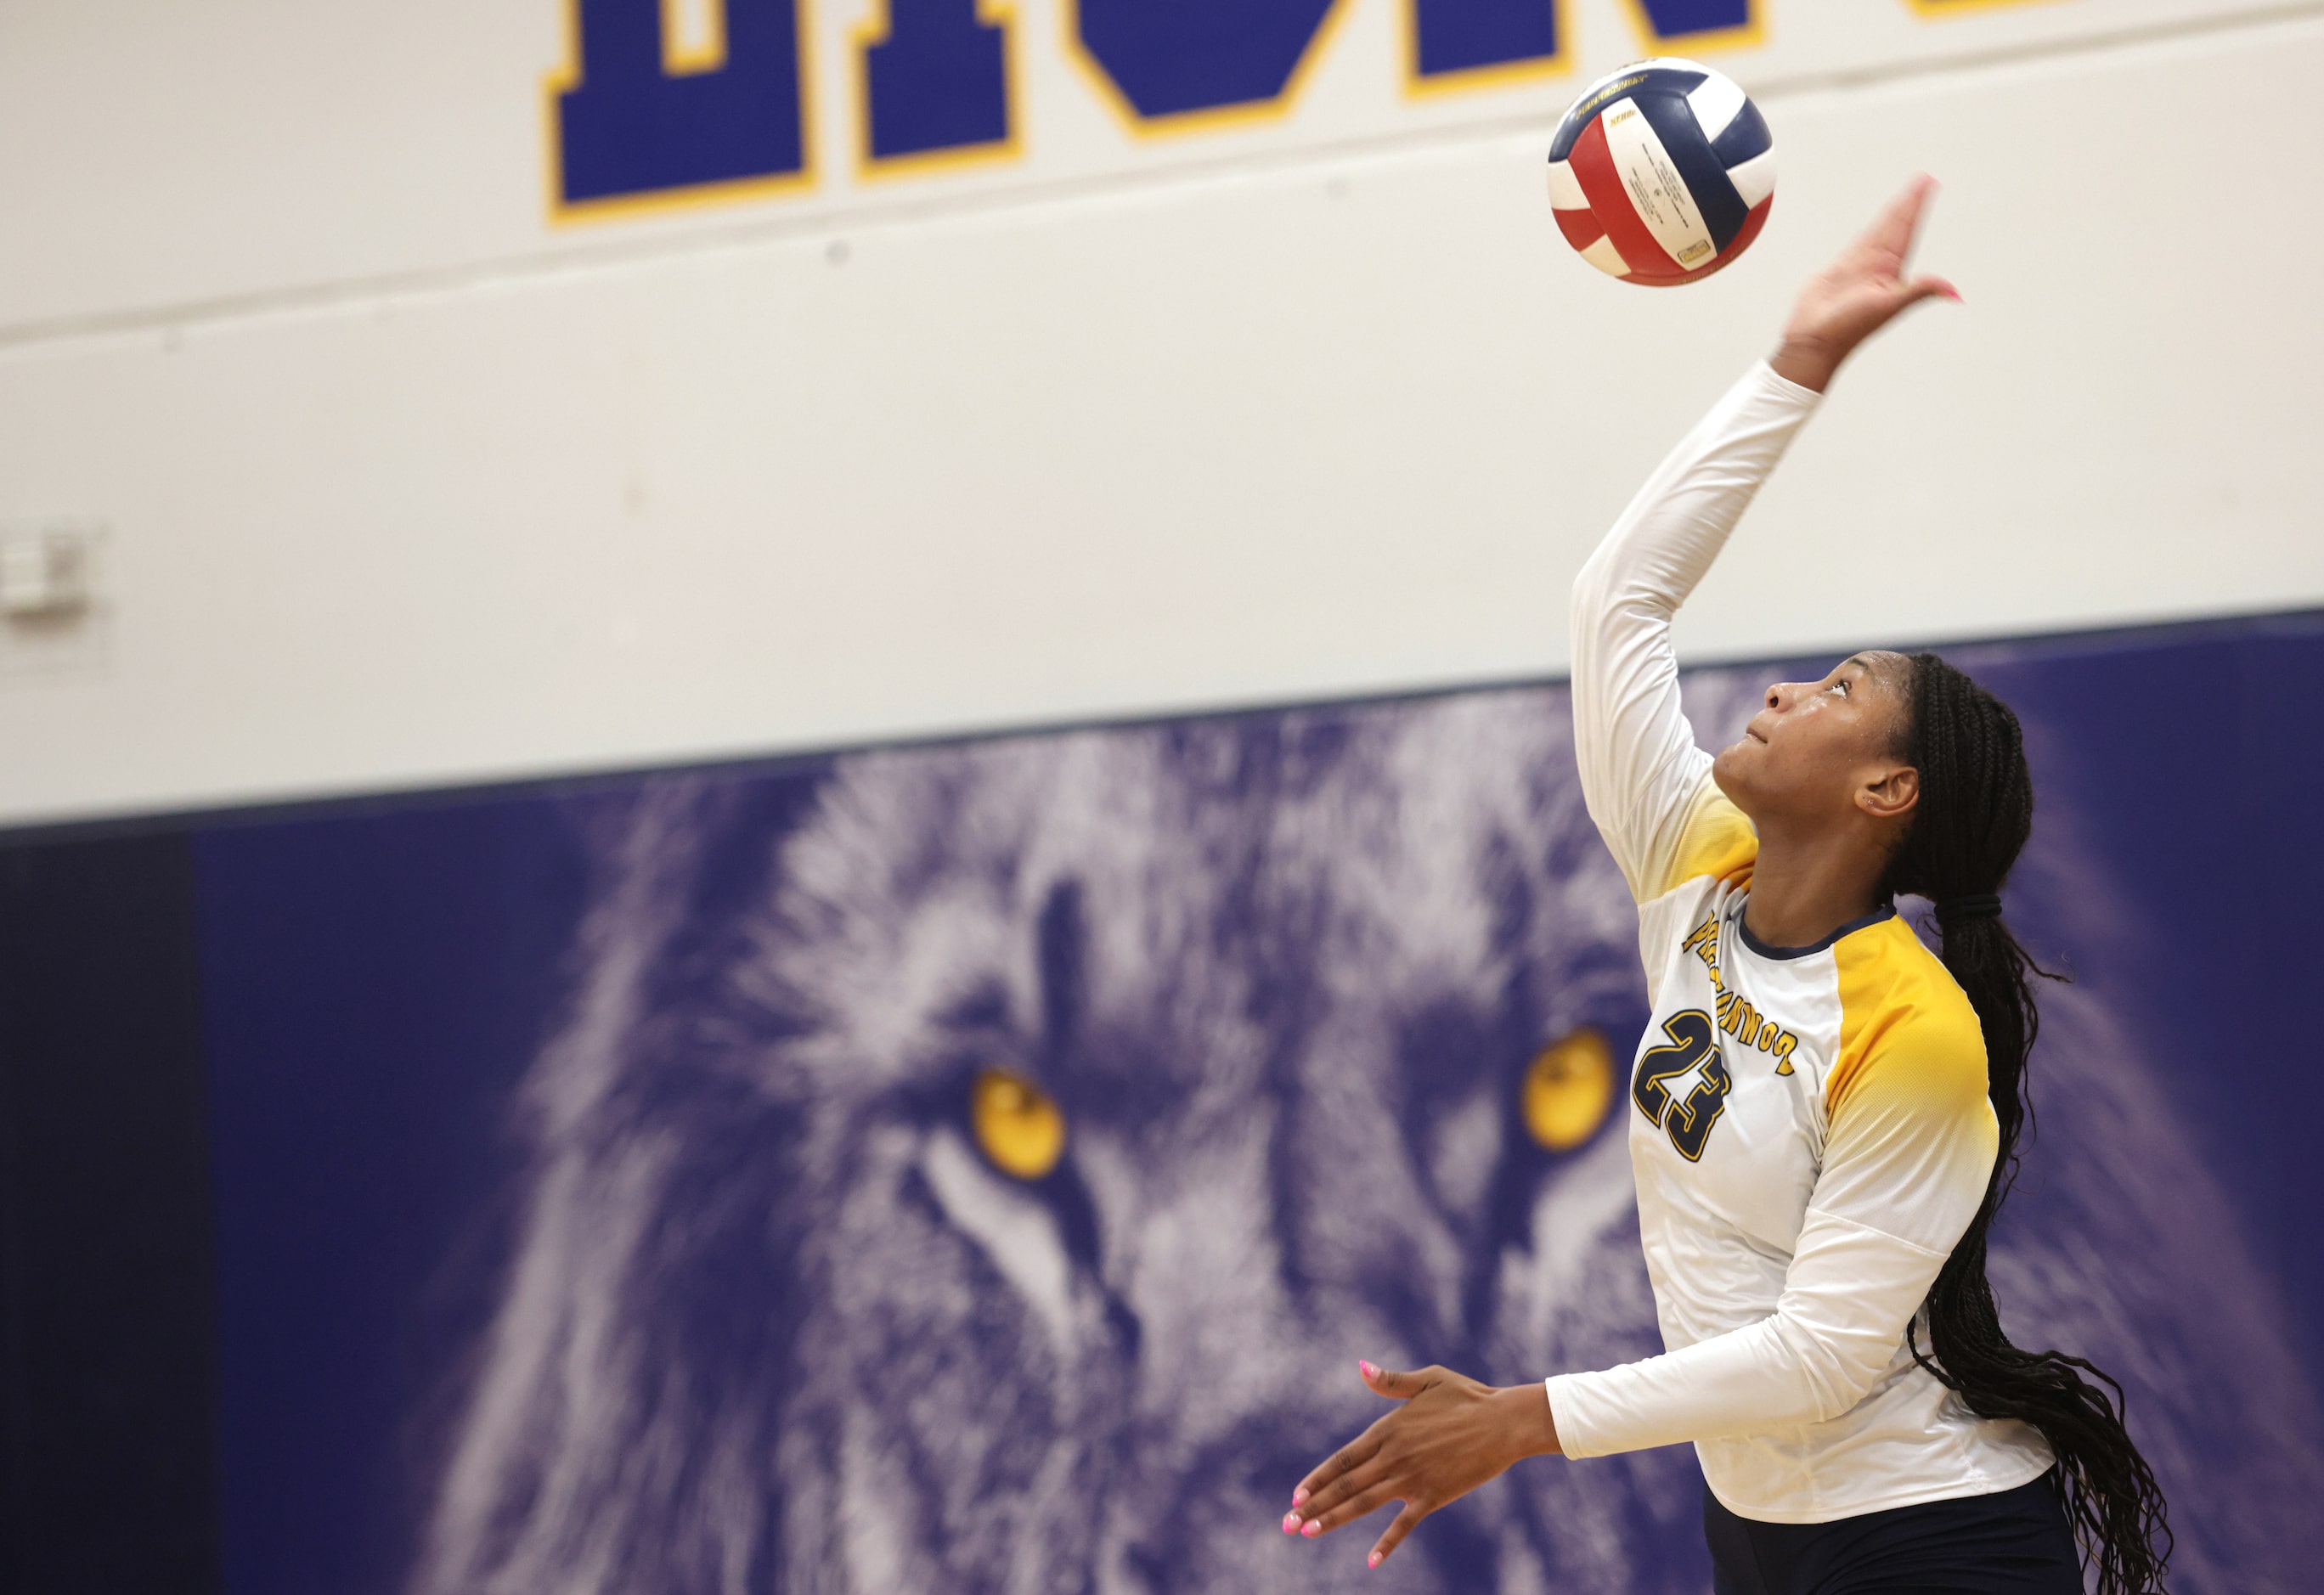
[1934,893,2004,923]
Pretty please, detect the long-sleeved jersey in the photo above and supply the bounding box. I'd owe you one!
[1545,362,2055,1522]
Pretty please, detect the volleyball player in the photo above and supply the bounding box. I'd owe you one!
[1280,179,2171,1592]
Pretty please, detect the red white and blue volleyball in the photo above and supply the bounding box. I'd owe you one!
[1547,59,1776,286]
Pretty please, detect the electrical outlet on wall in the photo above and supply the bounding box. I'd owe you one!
[0,521,111,682]
[0,523,99,618]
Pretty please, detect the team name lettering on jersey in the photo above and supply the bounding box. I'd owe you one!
[1681,914,1802,1074]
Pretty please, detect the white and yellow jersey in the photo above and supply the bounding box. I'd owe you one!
[1544,363,2055,1522]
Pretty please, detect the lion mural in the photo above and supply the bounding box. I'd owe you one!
[411,674,2323,1594]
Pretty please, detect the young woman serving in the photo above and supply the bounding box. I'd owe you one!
[1280,179,2170,1593]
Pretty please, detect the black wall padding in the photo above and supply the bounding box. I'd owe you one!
[0,831,220,1595]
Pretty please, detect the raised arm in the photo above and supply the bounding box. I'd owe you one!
[1573,174,1958,903]
[1569,363,1819,901]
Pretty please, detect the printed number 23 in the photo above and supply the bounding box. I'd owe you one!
[1632,1010,1731,1162]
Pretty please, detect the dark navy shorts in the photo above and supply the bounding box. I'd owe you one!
[1705,1474,2084,1595]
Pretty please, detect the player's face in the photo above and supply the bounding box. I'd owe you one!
[1712,652,1915,827]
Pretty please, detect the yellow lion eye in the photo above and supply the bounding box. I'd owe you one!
[970,1068,1067,1181]
[1523,1029,1615,1152]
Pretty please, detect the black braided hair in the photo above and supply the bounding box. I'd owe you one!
[1877,651,2172,1594]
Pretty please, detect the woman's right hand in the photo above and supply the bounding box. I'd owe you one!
[1770,175,1959,393]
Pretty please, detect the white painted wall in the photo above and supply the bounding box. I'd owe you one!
[3,1,2319,826]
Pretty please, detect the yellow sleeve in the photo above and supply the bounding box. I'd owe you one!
[1822,919,2000,1254]
[1656,777,1758,900]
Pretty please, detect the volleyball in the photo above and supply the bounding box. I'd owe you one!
[1547,59,1775,286]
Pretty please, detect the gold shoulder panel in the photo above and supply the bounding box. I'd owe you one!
[1827,916,1990,1124]
[1656,781,1758,900]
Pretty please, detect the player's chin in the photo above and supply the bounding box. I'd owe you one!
[1711,741,1757,798]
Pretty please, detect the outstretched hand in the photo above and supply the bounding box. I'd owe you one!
[1772,174,1959,393]
[1281,1361,1561,1570]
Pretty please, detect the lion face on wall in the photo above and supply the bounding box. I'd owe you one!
[411,678,2323,1594]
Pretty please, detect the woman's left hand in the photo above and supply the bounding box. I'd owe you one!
[1282,1361,1562,1569]
[1768,173,1958,393]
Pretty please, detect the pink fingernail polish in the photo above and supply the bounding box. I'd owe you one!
[1301,1519,1321,1538]
[1292,1487,1309,1508]
[1282,1513,1299,1534]
[1369,1551,1383,1570]
[1359,1360,1377,1378]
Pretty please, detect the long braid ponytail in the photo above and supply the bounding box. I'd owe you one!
[1877,652,2172,1593]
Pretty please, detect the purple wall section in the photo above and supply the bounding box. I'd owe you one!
[8,609,2318,1594]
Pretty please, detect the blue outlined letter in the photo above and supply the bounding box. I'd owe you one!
[1412,0,1558,83]
[865,0,1011,165]
[1631,0,1752,39]
[1074,0,1339,122]
[557,0,806,206]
